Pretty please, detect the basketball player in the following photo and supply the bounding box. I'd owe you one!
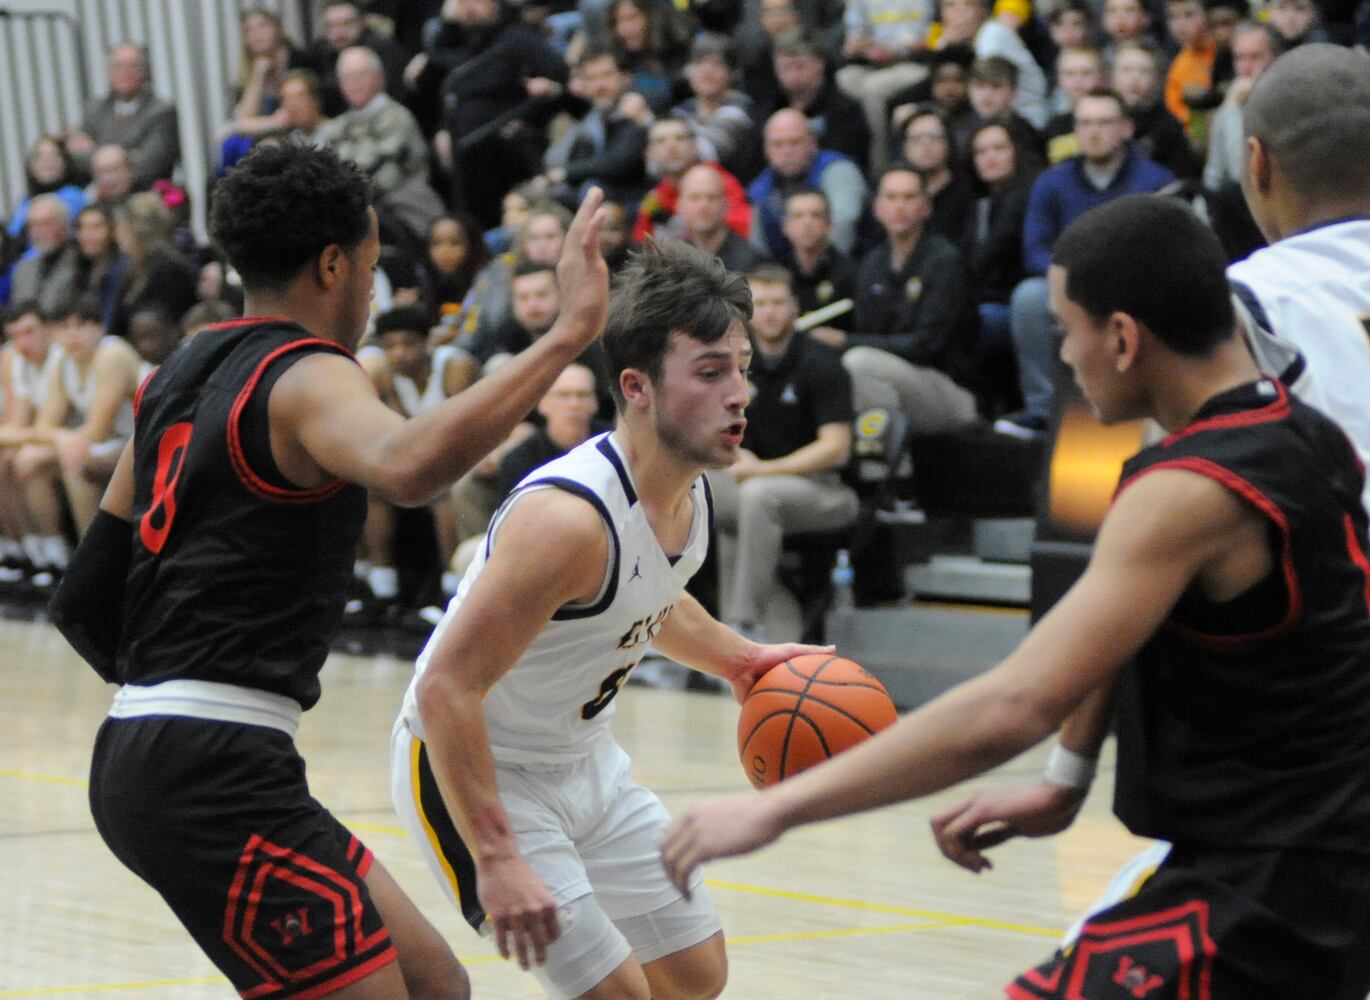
[662,197,1370,999]
[1231,44,1370,513]
[49,143,611,1000]
[390,239,831,1000]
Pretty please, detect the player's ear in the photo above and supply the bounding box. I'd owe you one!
[1109,312,1140,372]
[317,245,344,288]
[620,368,649,408]
[1245,136,1272,193]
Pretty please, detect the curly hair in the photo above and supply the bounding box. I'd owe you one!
[208,141,373,290]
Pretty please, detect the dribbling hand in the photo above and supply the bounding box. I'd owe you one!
[476,855,562,971]
[550,186,610,352]
[930,779,1086,874]
[731,640,835,703]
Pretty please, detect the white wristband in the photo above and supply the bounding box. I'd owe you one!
[1043,742,1097,790]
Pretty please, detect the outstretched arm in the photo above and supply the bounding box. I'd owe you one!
[278,189,609,505]
[661,469,1261,892]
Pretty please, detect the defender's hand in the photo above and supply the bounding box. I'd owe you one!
[930,780,1087,874]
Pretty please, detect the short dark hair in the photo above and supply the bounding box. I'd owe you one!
[2,300,43,327]
[689,32,735,68]
[1243,44,1370,202]
[512,259,557,282]
[281,68,324,104]
[1052,195,1234,356]
[1076,86,1128,117]
[576,42,624,71]
[932,43,976,70]
[603,239,751,410]
[878,163,930,194]
[373,306,430,339]
[1048,0,1094,24]
[48,293,105,326]
[783,186,831,218]
[209,141,373,291]
[971,55,1019,87]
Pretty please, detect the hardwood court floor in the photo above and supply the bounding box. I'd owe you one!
[0,617,1152,999]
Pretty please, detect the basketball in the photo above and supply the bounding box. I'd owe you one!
[737,654,898,789]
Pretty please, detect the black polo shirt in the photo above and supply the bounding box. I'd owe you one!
[744,332,853,461]
[850,231,973,379]
[792,246,859,332]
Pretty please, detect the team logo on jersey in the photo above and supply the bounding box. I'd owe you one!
[904,277,923,302]
[617,604,672,649]
[817,280,834,303]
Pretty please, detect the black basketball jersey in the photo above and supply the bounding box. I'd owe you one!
[118,318,367,709]
[1112,379,1370,855]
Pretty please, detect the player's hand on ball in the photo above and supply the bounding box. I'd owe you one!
[732,641,834,702]
[476,854,562,970]
[550,186,610,351]
[661,793,784,896]
[930,780,1087,874]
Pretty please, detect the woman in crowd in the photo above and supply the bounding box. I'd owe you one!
[959,118,1038,405]
[896,105,973,240]
[605,0,690,114]
[108,193,198,340]
[7,136,85,244]
[71,204,126,324]
[460,202,571,348]
[420,213,491,345]
[216,8,308,168]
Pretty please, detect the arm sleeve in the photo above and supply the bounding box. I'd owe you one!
[48,508,133,683]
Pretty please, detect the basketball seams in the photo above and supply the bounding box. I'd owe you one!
[738,654,896,787]
[777,654,834,778]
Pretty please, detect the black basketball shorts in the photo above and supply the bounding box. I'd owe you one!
[89,716,397,999]
[1007,845,1370,1000]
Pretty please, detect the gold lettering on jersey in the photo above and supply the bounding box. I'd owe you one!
[617,604,673,650]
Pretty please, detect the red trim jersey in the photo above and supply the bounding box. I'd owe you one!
[119,319,367,709]
[1112,379,1370,855]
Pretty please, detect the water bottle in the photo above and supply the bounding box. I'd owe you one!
[828,549,857,647]
[831,549,856,611]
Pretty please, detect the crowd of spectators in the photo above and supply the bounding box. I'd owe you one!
[1,0,1366,631]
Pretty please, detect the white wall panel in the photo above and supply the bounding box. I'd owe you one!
[0,0,310,242]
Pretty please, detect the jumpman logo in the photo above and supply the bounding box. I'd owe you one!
[629,558,642,582]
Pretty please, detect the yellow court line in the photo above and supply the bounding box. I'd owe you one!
[728,920,960,945]
[344,819,408,836]
[0,767,87,787]
[0,924,984,997]
[705,879,1061,939]
[0,976,227,997]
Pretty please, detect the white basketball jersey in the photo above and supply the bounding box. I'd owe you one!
[394,346,461,417]
[401,432,712,763]
[61,337,133,437]
[1228,218,1370,511]
[8,343,59,409]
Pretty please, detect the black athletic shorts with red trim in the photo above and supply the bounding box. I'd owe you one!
[89,716,397,1000]
[1008,845,1370,1000]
